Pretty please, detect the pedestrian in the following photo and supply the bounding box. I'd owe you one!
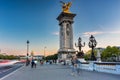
[31,59,34,68]
[34,60,37,68]
[71,56,75,75]
[40,60,43,65]
[71,56,80,76]
[76,59,81,75]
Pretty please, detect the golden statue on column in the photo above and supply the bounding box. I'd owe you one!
[60,1,72,13]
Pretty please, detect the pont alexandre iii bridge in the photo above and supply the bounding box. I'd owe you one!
[0,61,120,80]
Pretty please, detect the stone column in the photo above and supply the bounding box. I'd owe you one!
[57,12,76,60]
[97,49,101,62]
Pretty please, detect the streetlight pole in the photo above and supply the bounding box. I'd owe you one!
[75,37,85,58]
[27,40,30,57]
[88,35,97,61]
[26,40,30,66]
[44,47,46,57]
[75,37,85,52]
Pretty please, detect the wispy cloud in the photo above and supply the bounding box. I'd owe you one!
[109,31,120,34]
[83,30,120,37]
[83,31,104,37]
[52,32,59,36]
[52,30,120,37]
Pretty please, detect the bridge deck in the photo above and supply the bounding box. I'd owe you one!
[0,64,119,80]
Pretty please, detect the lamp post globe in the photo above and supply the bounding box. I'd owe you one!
[88,35,97,61]
[27,40,29,44]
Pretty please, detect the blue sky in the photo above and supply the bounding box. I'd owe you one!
[0,0,120,55]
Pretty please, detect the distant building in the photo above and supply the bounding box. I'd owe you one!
[19,55,44,60]
[33,55,44,60]
[19,55,26,59]
[95,47,105,52]
[116,46,120,50]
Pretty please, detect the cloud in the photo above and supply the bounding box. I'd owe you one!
[83,30,120,37]
[83,31,104,37]
[52,32,59,36]
[109,31,120,34]
[52,30,120,37]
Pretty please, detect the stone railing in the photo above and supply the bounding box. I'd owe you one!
[78,62,120,74]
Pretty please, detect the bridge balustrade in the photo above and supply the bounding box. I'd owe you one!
[78,62,120,74]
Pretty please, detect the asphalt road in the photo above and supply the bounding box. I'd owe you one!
[0,63,23,78]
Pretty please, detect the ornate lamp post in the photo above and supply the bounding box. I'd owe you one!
[27,40,30,56]
[75,37,85,58]
[26,40,30,66]
[75,37,85,52]
[88,35,97,61]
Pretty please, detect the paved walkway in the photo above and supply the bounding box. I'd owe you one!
[0,64,120,80]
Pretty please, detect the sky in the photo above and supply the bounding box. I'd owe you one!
[0,0,120,56]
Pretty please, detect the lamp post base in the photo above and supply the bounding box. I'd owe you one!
[91,55,96,61]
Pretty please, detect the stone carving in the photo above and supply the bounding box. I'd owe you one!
[60,1,72,13]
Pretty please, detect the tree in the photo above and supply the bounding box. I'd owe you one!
[84,53,91,60]
[101,46,120,61]
[31,51,34,56]
[84,50,97,60]
[45,54,58,60]
[0,54,19,60]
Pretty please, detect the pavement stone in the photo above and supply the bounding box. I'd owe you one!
[0,64,120,80]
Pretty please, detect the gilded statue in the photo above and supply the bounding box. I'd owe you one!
[60,1,72,13]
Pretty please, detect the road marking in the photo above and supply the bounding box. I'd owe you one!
[0,66,24,80]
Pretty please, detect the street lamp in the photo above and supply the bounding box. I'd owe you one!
[88,35,97,61]
[75,37,85,58]
[44,47,47,57]
[26,40,30,66]
[75,37,85,52]
[27,40,30,56]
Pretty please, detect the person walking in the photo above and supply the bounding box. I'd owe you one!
[76,58,81,75]
[40,60,43,65]
[71,56,80,76]
[34,60,37,68]
[31,59,34,68]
